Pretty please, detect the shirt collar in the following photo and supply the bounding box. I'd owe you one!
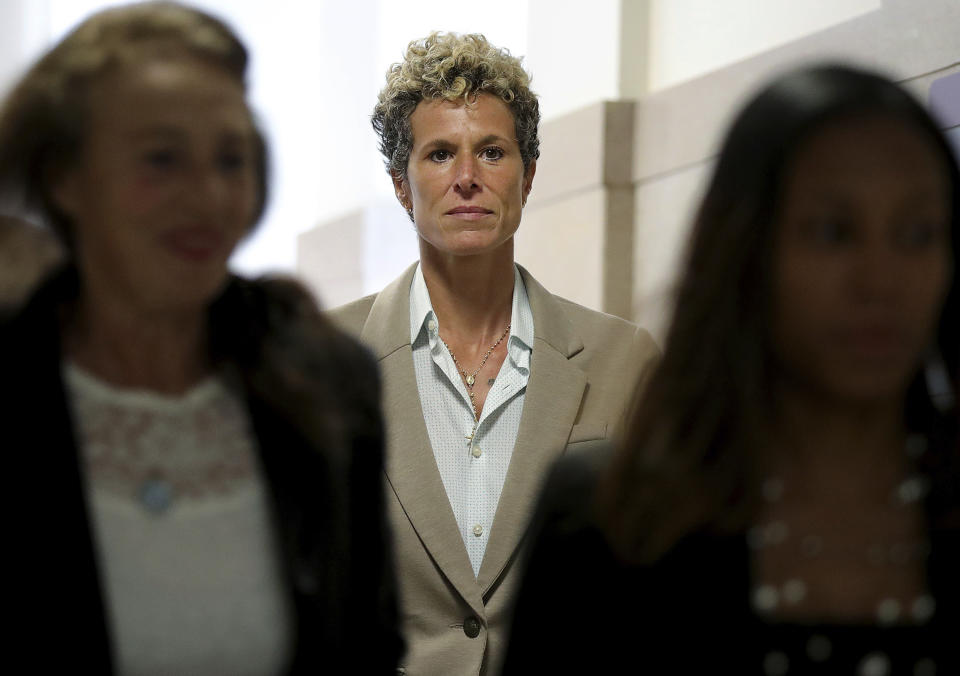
[409,263,435,345]
[509,266,534,352]
[409,263,534,353]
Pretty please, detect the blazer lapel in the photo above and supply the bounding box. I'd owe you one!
[361,264,484,613]
[477,267,587,593]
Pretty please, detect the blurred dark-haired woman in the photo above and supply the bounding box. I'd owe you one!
[502,64,958,675]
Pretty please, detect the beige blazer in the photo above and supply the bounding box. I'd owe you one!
[330,263,659,675]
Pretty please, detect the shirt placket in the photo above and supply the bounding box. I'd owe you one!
[469,362,529,573]
[426,319,491,570]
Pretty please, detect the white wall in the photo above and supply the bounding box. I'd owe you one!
[647,0,881,91]
[1,0,530,281]
[631,0,959,341]
[7,0,954,311]
[525,0,624,120]
[0,1,51,100]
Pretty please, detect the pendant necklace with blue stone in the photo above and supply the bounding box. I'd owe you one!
[139,473,174,515]
[441,323,510,441]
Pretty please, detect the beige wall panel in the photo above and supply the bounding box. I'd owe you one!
[532,103,608,204]
[603,186,635,319]
[629,59,960,344]
[360,202,421,293]
[515,188,606,311]
[296,210,365,309]
[628,0,958,347]
[532,100,636,207]
[632,162,712,344]
[520,101,636,318]
[618,0,651,99]
[902,62,960,103]
[603,101,637,186]
[633,0,960,181]
[312,277,368,311]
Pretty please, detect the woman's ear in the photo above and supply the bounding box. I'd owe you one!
[522,160,536,207]
[391,169,413,215]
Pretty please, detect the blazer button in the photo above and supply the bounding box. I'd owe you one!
[463,616,481,638]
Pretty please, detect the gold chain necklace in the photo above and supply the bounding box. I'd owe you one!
[440,323,511,421]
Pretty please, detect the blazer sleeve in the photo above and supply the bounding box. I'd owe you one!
[211,277,403,674]
[500,441,622,674]
[340,342,405,674]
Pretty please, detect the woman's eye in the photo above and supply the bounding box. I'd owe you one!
[805,219,851,245]
[481,147,504,161]
[896,221,944,249]
[218,152,249,173]
[429,149,452,162]
[143,149,177,169]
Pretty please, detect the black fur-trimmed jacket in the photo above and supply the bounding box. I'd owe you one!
[1,266,403,674]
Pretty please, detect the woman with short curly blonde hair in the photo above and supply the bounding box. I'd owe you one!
[332,30,658,676]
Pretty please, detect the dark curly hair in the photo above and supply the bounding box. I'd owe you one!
[372,31,540,177]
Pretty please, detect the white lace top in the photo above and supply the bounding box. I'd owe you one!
[64,363,292,676]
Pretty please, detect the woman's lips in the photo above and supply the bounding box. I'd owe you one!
[446,206,493,220]
[835,325,909,359]
[161,227,226,262]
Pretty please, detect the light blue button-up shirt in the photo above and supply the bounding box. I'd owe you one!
[409,263,534,576]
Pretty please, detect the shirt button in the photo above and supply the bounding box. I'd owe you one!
[427,319,437,332]
[472,524,484,537]
[472,446,482,458]
[463,616,481,638]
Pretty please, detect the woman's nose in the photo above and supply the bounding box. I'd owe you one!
[453,156,480,193]
[190,162,232,210]
[850,240,900,302]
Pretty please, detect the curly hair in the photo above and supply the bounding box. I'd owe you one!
[0,1,267,249]
[372,31,540,176]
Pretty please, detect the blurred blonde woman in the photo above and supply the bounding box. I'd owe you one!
[0,3,401,673]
